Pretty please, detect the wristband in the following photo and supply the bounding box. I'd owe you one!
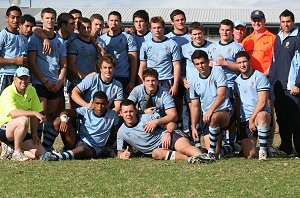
[60,114,70,122]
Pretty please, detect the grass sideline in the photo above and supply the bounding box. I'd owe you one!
[0,134,300,197]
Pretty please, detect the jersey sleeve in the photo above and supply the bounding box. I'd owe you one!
[139,42,147,61]
[76,75,94,93]
[189,83,199,100]
[215,68,228,88]
[67,40,78,55]
[115,82,124,101]
[1,89,17,116]
[75,106,87,116]
[171,42,182,61]
[256,72,270,92]
[127,34,137,52]
[116,125,128,151]
[162,92,175,110]
[28,35,38,52]
[128,86,139,103]
[0,31,6,52]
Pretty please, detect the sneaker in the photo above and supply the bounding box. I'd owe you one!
[11,151,29,161]
[0,142,14,160]
[41,151,58,161]
[259,150,267,161]
[187,153,216,164]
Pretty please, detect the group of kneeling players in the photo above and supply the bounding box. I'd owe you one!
[0,5,296,163]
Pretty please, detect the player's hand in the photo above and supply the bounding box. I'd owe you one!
[32,134,41,145]
[126,82,135,93]
[203,110,213,123]
[191,127,199,141]
[35,112,47,123]
[43,38,52,54]
[14,56,28,66]
[249,119,256,132]
[169,85,178,96]
[123,27,135,33]
[215,55,225,66]
[183,78,190,89]
[44,80,55,92]
[161,132,171,149]
[144,120,159,133]
[85,101,94,109]
[120,146,131,160]
[52,79,64,93]
[144,107,156,114]
[290,86,300,96]
[59,121,68,133]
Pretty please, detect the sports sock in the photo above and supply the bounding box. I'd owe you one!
[41,123,58,150]
[165,151,176,160]
[208,126,220,154]
[51,150,74,161]
[257,125,270,152]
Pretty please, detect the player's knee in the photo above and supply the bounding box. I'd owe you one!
[256,112,270,125]
[53,117,61,132]
[152,149,164,160]
[18,116,29,128]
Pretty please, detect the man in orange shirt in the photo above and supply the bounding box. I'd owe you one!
[242,10,276,76]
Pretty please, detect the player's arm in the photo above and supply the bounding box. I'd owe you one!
[190,98,201,140]
[113,100,122,113]
[117,146,132,160]
[90,36,105,56]
[203,86,227,123]
[170,60,181,96]
[138,61,147,84]
[127,51,138,92]
[248,90,268,131]
[67,54,87,80]
[0,55,27,67]
[71,86,91,108]
[215,56,239,71]
[32,26,51,54]
[52,56,67,92]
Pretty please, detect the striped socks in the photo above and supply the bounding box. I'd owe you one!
[208,126,220,154]
[51,150,74,161]
[257,125,270,152]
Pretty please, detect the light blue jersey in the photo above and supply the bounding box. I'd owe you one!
[96,35,107,51]
[117,113,164,155]
[182,40,212,83]
[76,107,119,155]
[128,84,175,117]
[67,37,98,85]
[0,28,28,75]
[28,33,67,84]
[76,74,123,107]
[100,32,137,78]
[166,31,190,47]
[235,70,271,122]
[190,67,232,114]
[208,41,244,88]
[131,31,152,56]
[57,32,78,48]
[140,38,181,80]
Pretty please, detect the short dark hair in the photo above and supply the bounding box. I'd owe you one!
[108,11,121,21]
[69,9,82,16]
[90,13,104,23]
[279,9,295,22]
[150,16,165,27]
[133,10,149,23]
[142,68,159,80]
[57,13,74,29]
[77,17,91,29]
[21,14,35,26]
[170,9,186,21]
[191,50,209,63]
[188,22,205,34]
[120,99,136,110]
[93,91,108,100]
[98,54,115,69]
[6,6,22,16]
[235,51,251,61]
[41,7,57,18]
[219,19,234,30]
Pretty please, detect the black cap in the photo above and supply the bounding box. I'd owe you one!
[251,10,265,20]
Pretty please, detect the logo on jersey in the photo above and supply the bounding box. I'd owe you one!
[164,46,170,51]
[112,87,116,94]
[227,48,232,54]
[105,118,108,123]
[285,42,290,48]
[210,79,214,85]
[57,42,61,49]
[119,38,124,43]
[251,81,255,87]
[156,100,161,106]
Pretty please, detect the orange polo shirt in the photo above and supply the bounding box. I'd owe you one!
[242,29,276,73]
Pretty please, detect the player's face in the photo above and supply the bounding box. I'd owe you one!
[121,105,138,126]
[251,18,265,32]
[91,19,103,36]
[6,10,21,31]
[66,19,75,34]
[78,22,91,37]
[143,76,158,94]
[71,13,82,29]
[19,21,34,37]
[193,57,210,76]
[14,76,30,94]
[134,17,148,33]
[108,15,121,31]
[280,16,294,33]
[150,22,164,39]
[172,14,186,31]
[236,56,251,74]
[92,98,108,116]
[41,13,56,30]
[190,29,204,44]
[100,61,114,80]
[233,25,246,43]
[219,24,233,42]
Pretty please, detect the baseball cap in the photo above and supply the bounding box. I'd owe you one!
[234,20,246,28]
[251,10,265,20]
[15,67,30,77]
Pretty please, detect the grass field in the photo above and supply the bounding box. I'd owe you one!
[1,134,300,197]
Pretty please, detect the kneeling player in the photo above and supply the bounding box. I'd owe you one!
[43,91,119,161]
[117,100,202,161]
[235,51,271,160]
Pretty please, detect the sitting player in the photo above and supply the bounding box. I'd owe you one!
[235,51,271,160]
[117,100,202,160]
[43,91,119,161]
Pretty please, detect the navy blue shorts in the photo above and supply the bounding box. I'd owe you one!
[0,124,32,144]
[159,129,185,150]
[237,121,258,141]
[33,84,64,100]
[75,135,97,156]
